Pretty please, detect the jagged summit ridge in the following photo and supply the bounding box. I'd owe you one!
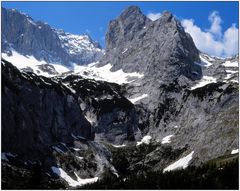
[99,6,202,83]
[106,5,150,50]
[1,7,104,66]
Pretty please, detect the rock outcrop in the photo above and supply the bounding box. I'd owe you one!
[54,74,140,144]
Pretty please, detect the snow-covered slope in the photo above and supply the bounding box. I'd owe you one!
[190,76,217,90]
[73,63,144,84]
[163,151,194,172]
[2,49,144,84]
[55,29,104,64]
[190,53,239,90]
[51,166,98,188]
[2,49,70,77]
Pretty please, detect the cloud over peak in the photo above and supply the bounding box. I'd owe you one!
[208,11,222,38]
[182,11,238,57]
[147,12,161,21]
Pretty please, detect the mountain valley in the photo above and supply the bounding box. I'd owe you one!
[1,6,239,189]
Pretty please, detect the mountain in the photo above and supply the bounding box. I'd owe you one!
[97,5,238,166]
[1,5,238,189]
[99,6,201,80]
[1,59,118,189]
[1,7,104,66]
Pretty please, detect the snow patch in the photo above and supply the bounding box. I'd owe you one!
[226,70,238,74]
[128,94,148,104]
[111,166,119,177]
[27,18,36,26]
[231,149,239,154]
[163,151,194,172]
[85,115,95,125]
[122,48,128,54]
[112,144,126,148]
[190,76,217,90]
[62,83,76,94]
[198,55,213,67]
[137,135,152,146]
[56,31,103,58]
[76,156,84,160]
[230,79,238,83]
[161,135,174,144]
[51,166,98,187]
[51,63,70,73]
[73,63,144,85]
[222,61,238,67]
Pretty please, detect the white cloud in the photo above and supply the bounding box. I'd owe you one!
[208,11,222,38]
[147,12,161,21]
[223,24,238,56]
[181,11,238,57]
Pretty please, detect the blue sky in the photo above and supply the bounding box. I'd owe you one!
[2,1,239,57]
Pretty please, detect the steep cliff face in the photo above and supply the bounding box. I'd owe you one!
[54,74,140,144]
[98,5,238,167]
[1,7,104,66]
[99,6,203,114]
[2,59,93,159]
[1,59,119,189]
[99,6,201,83]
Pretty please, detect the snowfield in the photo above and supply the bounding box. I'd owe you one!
[122,48,128,54]
[161,135,174,144]
[51,166,98,187]
[222,61,238,67]
[190,76,217,90]
[76,156,84,160]
[163,151,194,172]
[2,50,144,85]
[231,149,239,154]
[137,135,152,146]
[73,63,144,84]
[198,55,213,67]
[2,50,70,77]
[56,30,104,58]
[112,144,126,148]
[128,94,148,104]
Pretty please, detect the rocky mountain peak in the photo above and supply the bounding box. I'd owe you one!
[119,5,143,19]
[105,6,150,50]
[2,7,104,66]
[100,6,201,84]
[160,11,173,21]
